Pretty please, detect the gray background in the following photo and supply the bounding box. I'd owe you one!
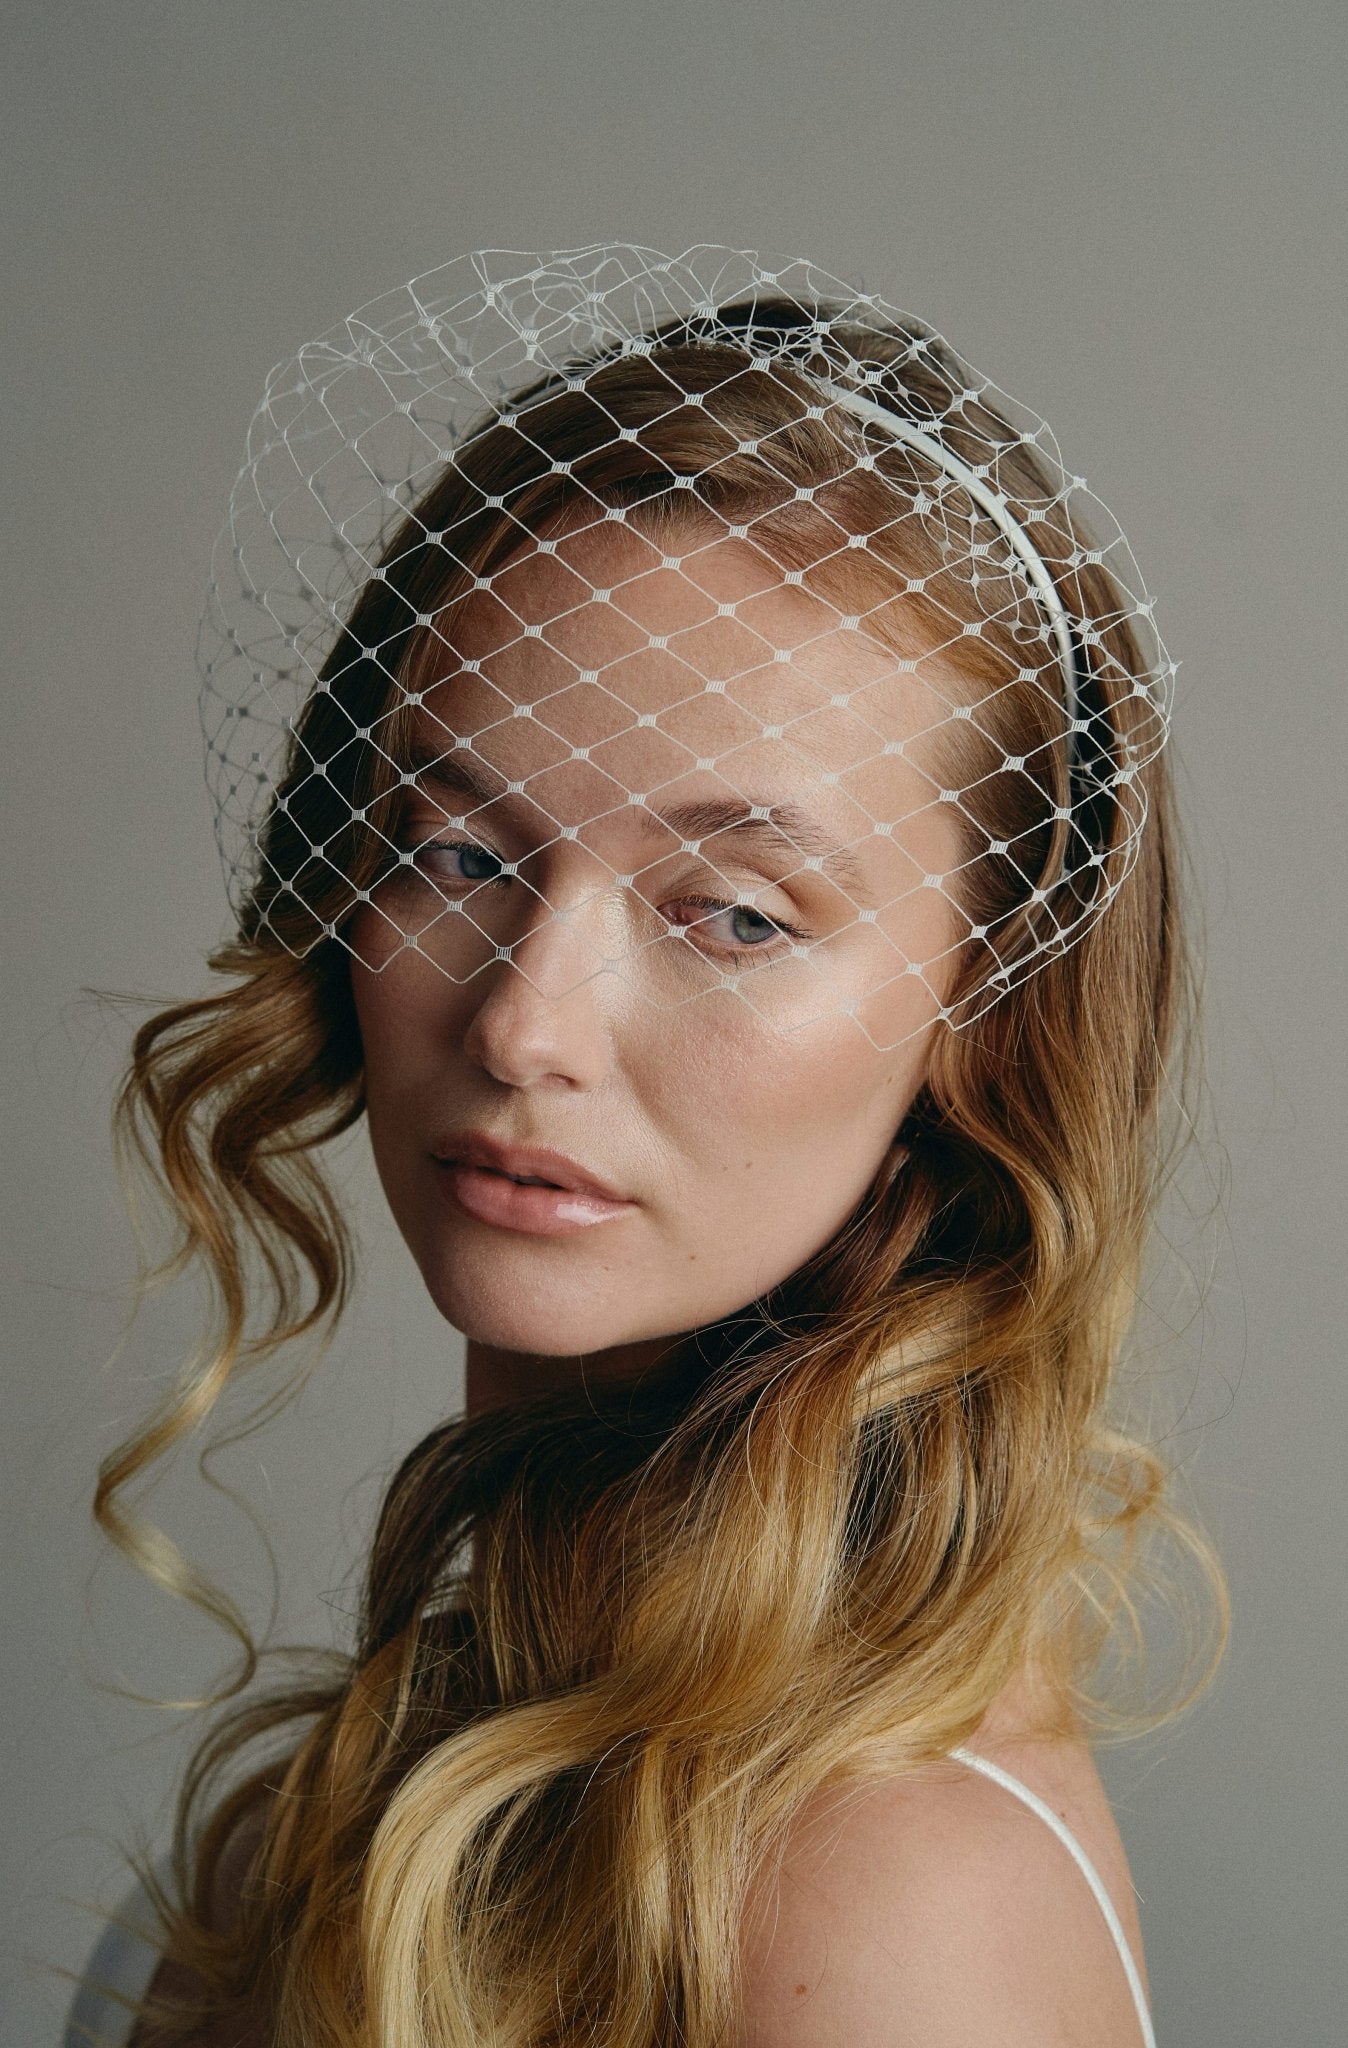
[3,1,1344,2041]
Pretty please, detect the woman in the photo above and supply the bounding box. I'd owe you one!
[73,247,1222,2048]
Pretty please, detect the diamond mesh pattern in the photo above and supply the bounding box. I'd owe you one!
[198,245,1172,1051]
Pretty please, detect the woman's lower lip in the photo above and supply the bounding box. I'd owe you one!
[434,1161,635,1235]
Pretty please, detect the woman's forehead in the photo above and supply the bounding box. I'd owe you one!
[414,522,962,826]
[445,516,950,678]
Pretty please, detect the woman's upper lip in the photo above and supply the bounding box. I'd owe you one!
[431,1131,630,1203]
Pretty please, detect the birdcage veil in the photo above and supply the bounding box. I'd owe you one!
[197,243,1172,1053]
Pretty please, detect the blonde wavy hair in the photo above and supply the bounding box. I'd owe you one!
[98,304,1225,2048]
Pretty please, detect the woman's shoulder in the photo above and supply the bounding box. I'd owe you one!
[736,1670,1149,2048]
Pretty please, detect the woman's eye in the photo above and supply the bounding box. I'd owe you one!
[663,896,796,954]
[413,839,506,886]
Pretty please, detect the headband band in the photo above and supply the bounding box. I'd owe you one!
[816,378,1081,728]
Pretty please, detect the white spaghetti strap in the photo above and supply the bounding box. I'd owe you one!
[948,1745,1157,2048]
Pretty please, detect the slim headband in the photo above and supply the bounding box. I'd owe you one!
[816,378,1081,728]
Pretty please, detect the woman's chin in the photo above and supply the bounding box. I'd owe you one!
[421,1276,642,1362]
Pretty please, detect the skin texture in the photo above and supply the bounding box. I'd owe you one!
[349,518,965,1407]
[738,1668,1151,2048]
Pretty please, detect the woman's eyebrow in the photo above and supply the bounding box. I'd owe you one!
[649,796,874,902]
[404,742,874,900]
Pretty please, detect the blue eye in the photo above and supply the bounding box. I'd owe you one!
[416,839,505,884]
[665,896,802,958]
[722,904,779,946]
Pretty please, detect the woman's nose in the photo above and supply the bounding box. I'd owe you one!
[459,873,625,1092]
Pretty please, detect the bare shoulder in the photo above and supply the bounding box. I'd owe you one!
[736,1676,1150,2048]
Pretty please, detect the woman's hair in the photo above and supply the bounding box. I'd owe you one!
[101,302,1225,2048]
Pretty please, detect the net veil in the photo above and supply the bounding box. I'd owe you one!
[198,244,1173,1052]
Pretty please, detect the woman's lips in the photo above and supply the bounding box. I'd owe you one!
[432,1130,626,1202]
[434,1159,636,1236]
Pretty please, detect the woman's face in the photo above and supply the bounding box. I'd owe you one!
[348,517,965,1369]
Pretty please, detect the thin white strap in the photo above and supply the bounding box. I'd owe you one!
[949,1745,1156,2048]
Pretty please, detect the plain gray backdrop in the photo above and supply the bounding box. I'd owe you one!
[3,1,1344,2041]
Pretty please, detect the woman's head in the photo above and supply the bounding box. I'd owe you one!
[231,304,1171,1368]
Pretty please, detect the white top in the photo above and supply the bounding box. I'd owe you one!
[64,1753,1155,2047]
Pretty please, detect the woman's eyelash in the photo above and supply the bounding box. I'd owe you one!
[404,839,808,955]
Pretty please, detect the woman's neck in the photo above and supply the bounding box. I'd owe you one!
[463,1334,689,1421]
